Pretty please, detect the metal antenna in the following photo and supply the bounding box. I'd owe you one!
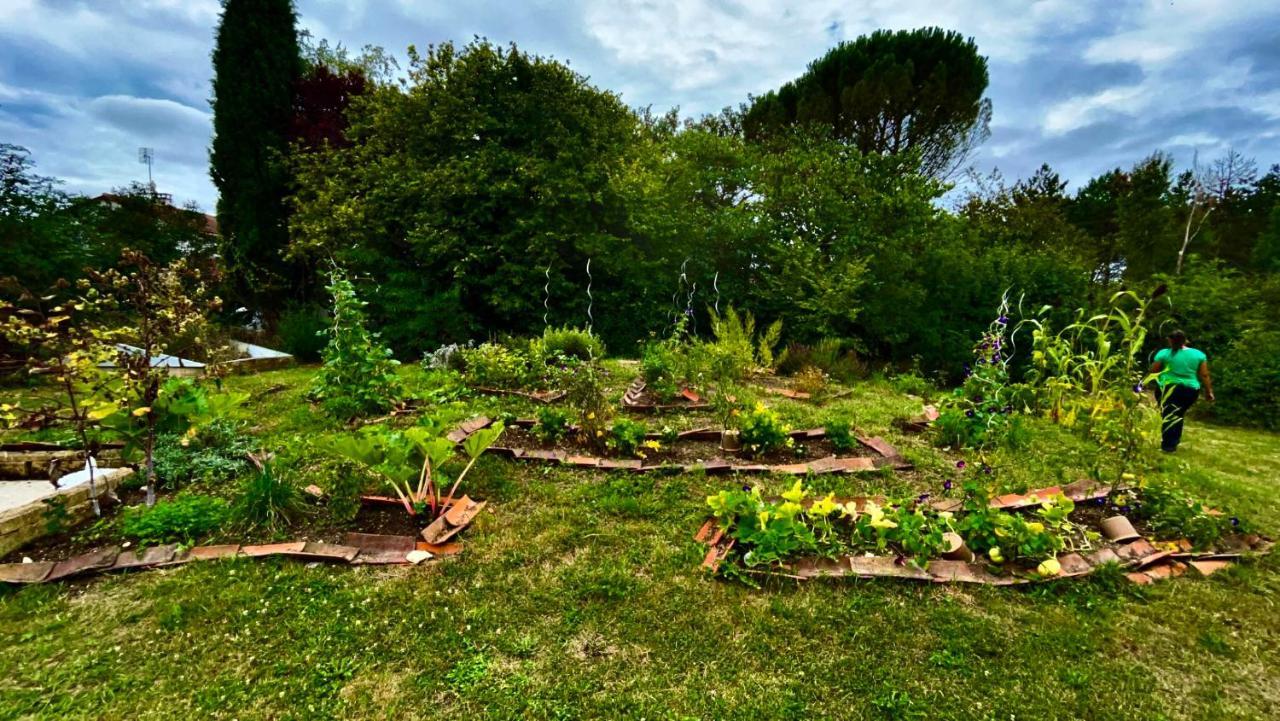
[137,147,155,192]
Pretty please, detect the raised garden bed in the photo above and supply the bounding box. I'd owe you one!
[695,480,1271,586]
[622,378,711,412]
[449,416,911,475]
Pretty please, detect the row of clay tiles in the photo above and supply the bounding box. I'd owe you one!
[0,533,460,585]
[695,509,1270,586]
[446,416,911,475]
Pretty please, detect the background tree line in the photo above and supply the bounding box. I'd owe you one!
[3,9,1278,428]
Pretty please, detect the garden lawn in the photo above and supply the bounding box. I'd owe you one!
[1,364,1279,720]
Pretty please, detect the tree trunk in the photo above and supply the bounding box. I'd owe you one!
[145,414,157,507]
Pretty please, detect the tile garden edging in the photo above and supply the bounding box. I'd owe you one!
[0,532,467,585]
[692,481,1273,585]
[447,416,914,475]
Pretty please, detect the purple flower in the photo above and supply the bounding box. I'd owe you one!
[1095,497,1105,506]
[1120,505,1130,514]
[965,410,975,418]
[893,555,907,567]
[997,315,1008,325]
[943,480,953,491]
[742,484,751,492]
[1231,517,1239,526]
[956,460,967,469]
[1003,404,1013,414]
[975,358,986,366]
[917,493,930,503]
[1133,383,1144,393]
[982,464,993,475]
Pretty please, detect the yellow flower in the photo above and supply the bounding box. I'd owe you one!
[988,547,1005,563]
[587,412,595,420]
[838,501,859,519]
[730,409,739,417]
[1026,522,1045,534]
[595,430,603,437]
[808,493,838,517]
[132,406,151,417]
[781,479,806,503]
[1037,558,1062,576]
[1121,472,1136,480]
[757,510,771,527]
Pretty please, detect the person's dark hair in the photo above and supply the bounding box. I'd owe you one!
[1168,329,1187,354]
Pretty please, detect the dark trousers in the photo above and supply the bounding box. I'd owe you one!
[1156,384,1199,452]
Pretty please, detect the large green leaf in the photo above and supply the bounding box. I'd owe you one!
[462,422,505,460]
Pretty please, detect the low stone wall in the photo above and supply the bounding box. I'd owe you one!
[0,467,133,557]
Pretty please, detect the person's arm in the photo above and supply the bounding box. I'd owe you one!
[1199,361,1215,401]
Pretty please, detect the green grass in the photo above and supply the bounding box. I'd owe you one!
[2,365,1279,719]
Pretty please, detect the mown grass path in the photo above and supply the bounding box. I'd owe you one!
[1,366,1277,720]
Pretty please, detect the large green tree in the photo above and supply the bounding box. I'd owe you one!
[209,0,303,324]
[289,40,640,353]
[744,28,991,178]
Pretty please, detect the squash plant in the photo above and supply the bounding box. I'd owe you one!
[331,420,504,517]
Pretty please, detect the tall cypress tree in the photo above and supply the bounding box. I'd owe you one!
[209,0,302,325]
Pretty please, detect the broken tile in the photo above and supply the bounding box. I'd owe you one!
[0,561,55,584]
[599,459,643,471]
[45,547,120,582]
[680,388,702,403]
[1056,553,1092,576]
[295,542,360,562]
[1115,538,1157,562]
[790,556,850,579]
[729,464,770,474]
[485,446,518,458]
[1084,547,1121,567]
[1188,559,1233,577]
[771,463,811,475]
[303,484,326,499]
[111,544,177,571]
[421,497,487,544]
[857,436,900,458]
[241,542,306,558]
[693,519,718,543]
[190,544,242,561]
[1126,571,1155,585]
[405,549,433,565]
[344,533,415,565]
[521,449,565,463]
[677,427,720,441]
[846,555,934,581]
[417,541,463,556]
[565,455,600,468]
[460,416,493,435]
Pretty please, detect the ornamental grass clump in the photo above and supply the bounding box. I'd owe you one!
[310,270,402,419]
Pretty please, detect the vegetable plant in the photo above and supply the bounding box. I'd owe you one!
[738,402,793,456]
[309,268,403,419]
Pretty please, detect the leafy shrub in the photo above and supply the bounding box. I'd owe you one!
[536,326,604,362]
[691,306,783,382]
[640,339,682,401]
[310,271,403,418]
[824,418,858,453]
[1212,328,1280,429]
[1128,483,1241,549]
[793,366,828,396]
[534,407,572,444]
[738,403,793,456]
[153,418,253,489]
[564,361,611,450]
[458,343,530,389]
[233,463,305,534]
[607,418,648,457]
[121,495,230,546]
[276,303,329,362]
[777,338,866,382]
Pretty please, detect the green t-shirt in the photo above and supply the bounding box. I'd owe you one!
[1154,346,1207,389]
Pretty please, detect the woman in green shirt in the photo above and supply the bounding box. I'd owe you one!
[1149,330,1215,452]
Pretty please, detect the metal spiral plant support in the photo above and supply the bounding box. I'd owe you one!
[543,264,551,328]
[713,271,721,315]
[686,282,698,335]
[585,258,593,331]
[670,258,690,330]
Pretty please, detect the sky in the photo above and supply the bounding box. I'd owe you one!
[1,0,1278,213]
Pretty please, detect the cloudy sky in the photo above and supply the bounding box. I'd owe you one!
[2,0,1278,212]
